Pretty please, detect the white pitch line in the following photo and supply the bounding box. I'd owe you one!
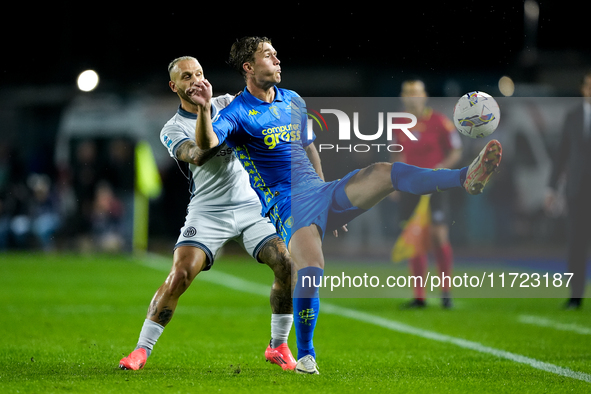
[323,304,591,383]
[519,315,591,336]
[139,255,591,383]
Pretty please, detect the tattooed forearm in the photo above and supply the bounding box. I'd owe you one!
[176,140,222,166]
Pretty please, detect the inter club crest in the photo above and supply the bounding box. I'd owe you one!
[183,226,197,237]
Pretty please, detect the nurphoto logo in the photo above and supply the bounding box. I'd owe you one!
[306,108,417,153]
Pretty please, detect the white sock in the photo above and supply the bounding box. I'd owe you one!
[135,319,164,357]
[270,313,293,348]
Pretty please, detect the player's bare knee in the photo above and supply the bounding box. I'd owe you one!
[351,162,393,191]
[361,162,391,177]
[167,252,205,296]
[346,162,394,209]
[168,267,193,296]
[372,162,393,181]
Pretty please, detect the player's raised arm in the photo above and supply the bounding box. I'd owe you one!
[185,80,220,149]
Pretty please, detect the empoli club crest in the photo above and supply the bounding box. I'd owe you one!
[268,106,280,119]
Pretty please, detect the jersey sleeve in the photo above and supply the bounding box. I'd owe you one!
[212,106,240,147]
[292,95,316,147]
[160,122,190,159]
[211,94,235,122]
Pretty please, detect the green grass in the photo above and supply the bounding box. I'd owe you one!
[0,252,589,393]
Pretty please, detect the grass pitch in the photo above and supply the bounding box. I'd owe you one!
[0,252,589,393]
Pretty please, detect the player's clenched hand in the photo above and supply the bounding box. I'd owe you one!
[185,80,212,107]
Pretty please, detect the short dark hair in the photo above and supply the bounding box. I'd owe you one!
[228,36,272,80]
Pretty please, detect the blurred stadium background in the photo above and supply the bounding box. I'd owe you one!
[0,2,589,270]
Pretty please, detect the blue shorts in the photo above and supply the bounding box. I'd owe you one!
[268,169,367,247]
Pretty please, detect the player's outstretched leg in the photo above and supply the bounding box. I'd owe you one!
[119,246,207,370]
[463,139,502,195]
[343,158,466,210]
[343,140,502,210]
[257,236,297,371]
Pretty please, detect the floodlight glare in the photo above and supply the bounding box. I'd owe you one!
[498,76,515,97]
[77,70,99,92]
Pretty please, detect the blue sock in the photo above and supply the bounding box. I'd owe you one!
[391,162,466,194]
[293,266,323,360]
[459,167,468,185]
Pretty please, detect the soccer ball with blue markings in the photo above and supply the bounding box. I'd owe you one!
[453,91,500,139]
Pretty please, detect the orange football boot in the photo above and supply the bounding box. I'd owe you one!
[119,348,147,370]
[265,342,297,371]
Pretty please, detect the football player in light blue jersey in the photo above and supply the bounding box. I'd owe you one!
[189,37,502,374]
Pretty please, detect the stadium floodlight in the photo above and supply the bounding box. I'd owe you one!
[77,69,99,92]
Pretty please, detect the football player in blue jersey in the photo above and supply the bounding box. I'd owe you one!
[187,36,502,374]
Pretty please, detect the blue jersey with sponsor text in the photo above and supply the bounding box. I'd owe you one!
[212,86,320,216]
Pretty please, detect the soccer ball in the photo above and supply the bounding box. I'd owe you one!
[452,91,500,138]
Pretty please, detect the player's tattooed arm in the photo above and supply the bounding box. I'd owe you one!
[176,139,223,166]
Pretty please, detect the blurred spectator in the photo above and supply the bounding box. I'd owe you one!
[55,138,134,252]
[73,139,100,232]
[0,142,33,250]
[58,139,101,250]
[92,180,125,252]
[8,174,61,251]
[0,174,60,251]
[0,198,9,250]
[103,138,135,251]
[28,174,61,250]
[7,182,30,248]
[545,69,591,309]
[0,142,17,250]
